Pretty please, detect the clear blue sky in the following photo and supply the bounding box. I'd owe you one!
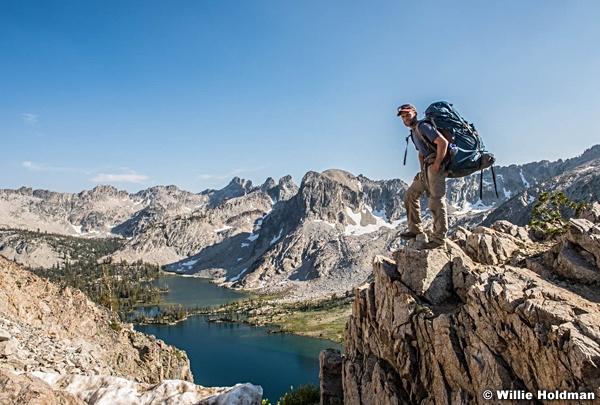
[2,1,599,193]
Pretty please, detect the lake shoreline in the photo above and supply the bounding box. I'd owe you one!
[133,272,345,401]
[135,272,352,343]
[129,295,351,344]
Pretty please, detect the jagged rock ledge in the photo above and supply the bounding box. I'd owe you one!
[321,206,600,404]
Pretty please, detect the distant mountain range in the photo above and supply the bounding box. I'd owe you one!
[1,144,599,299]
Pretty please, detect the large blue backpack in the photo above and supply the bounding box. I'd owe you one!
[403,101,498,198]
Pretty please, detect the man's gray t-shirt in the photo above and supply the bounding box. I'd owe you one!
[411,121,440,157]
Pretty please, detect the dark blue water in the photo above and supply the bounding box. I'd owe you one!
[135,274,343,402]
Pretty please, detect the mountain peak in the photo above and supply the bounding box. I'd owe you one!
[229,177,253,189]
[261,177,276,190]
[201,177,255,208]
[84,184,121,197]
[92,184,119,192]
[321,169,360,191]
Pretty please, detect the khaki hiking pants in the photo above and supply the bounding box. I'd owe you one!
[404,166,448,243]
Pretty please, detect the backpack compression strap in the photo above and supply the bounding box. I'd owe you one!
[479,170,483,201]
[491,165,499,198]
[479,165,500,200]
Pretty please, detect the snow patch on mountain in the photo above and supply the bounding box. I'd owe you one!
[182,259,198,267]
[344,206,395,236]
[270,229,284,245]
[454,200,495,214]
[313,219,336,228]
[520,169,530,187]
[31,372,263,405]
[229,268,248,282]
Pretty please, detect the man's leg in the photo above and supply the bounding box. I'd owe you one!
[404,172,427,235]
[426,168,448,244]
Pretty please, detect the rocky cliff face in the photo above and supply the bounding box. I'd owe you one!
[325,203,600,404]
[0,256,263,404]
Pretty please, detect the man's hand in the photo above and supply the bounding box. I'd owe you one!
[429,162,441,175]
[413,172,420,181]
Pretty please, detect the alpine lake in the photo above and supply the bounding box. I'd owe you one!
[134,274,343,402]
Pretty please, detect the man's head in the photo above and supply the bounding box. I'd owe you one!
[397,103,417,127]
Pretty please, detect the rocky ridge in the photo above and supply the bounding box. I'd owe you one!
[0,256,262,404]
[320,203,600,404]
[194,148,600,299]
[0,177,297,268]
[1,145,599,299]
[482,157,600,228]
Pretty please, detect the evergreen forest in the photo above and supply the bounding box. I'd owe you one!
[1,228,166,316]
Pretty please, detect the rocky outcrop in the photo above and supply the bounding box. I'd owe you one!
[0,369,84,405]
[0,256,263,404]
[320,349,344,405]
[522,203,600,287]
[269,175,300,202]
[455,220,531,266]
[553,219,600,284]
[332,215,600,404]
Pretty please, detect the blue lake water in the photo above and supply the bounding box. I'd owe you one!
[135,274,343,402]
[150,274,250,307]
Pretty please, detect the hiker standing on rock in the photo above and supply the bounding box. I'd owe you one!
[397,103,448,249]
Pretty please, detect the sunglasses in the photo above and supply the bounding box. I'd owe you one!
[397,104,414,113]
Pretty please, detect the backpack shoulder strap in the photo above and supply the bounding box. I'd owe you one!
[412,120,437,153]
[403,133,412,165]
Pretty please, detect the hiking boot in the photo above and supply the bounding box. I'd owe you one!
[399,231,419,240]
[423,240,444,249]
